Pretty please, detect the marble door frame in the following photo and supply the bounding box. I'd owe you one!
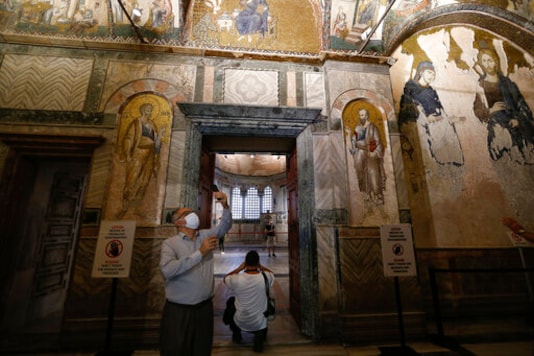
[177,103,323,339]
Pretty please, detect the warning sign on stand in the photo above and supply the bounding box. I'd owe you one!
[92,220,136,278]
[380,224,417,277]
[506,231,534,247]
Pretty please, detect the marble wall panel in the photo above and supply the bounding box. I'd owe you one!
[313,132,348,211]
[203,66,215,102]
[223,69,279,105]
[99,61,196,112]
[324,62,390,118]
[84,130,115,208]
[164,131,186,210]
[360,71,394,104]
[287,71,297,107]
[304,72,325,110]
[325,69,362,115]
[313,134,334,210]
[0,54,93,111]
[330,131,349,210]
[316,226,338,311]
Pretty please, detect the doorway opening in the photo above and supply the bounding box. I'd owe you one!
[0,134,103,348]
[178,102,322,340]
[202,141,301,345]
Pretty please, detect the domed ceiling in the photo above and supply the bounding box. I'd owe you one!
[215,153,286,176]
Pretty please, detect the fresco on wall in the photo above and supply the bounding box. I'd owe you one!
[383,0,533,55]
[343,100,388,208]
[472,47,534,164]
[399,60,465,166]
[189,0,322,52]
[330,0,389,51]
[390,26,534,247]
[105,93,172,226]
[0,0,180,39]
[0,0,532,54]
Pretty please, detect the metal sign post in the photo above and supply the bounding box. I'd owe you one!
[379,224,418,355]
[92,220,136,355]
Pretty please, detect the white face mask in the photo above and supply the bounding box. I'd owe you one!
[184,213,200,229]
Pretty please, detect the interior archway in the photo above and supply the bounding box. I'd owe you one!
[385,5,534,55]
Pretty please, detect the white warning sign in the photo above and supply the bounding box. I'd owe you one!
[92,220,136,278]
[380,224,417,277]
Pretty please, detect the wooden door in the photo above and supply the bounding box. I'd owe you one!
[198,146,216,229]
[29,165,87,322]
[286,146,301,326]
[0,153,38,326]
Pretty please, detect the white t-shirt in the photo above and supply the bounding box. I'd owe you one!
[224,271,275,331]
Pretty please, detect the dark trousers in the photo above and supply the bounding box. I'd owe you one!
[223,296,268,352]
[160,298,213,356]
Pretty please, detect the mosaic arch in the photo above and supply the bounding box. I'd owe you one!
[383,4,534,55]
[101,79,187,114]
[330,88,395,131]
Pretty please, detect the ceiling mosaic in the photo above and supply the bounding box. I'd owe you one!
[0,0,532,59]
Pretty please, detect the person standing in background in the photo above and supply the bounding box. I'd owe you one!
[264,218,276,257]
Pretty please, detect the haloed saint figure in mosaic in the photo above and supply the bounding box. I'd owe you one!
[119,101,167,217]
[349,108,386,204]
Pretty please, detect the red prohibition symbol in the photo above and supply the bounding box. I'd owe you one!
[392,243,404,256]
[105,239,123,258]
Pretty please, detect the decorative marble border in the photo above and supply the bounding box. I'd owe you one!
[0,109,104,125]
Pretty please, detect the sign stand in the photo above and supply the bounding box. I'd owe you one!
[379,224,419,356]
[95,278,132,356]
[394,276,406,349]
[105,278,119,353]
[379,276,418,355]
[92,221,136,356]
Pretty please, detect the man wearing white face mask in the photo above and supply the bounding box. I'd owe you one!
[159,191,231,356]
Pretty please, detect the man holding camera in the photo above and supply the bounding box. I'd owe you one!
[223,250,275,353]
[159,191,231,356]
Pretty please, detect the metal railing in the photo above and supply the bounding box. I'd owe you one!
[428,266,534,338]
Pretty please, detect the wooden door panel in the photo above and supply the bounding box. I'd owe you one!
[198,147,215,229]
[33,172,86,297]
[287,147,301,326]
